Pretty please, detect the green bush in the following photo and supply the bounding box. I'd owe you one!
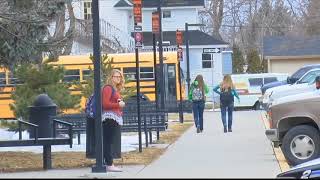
[10,63,81,121]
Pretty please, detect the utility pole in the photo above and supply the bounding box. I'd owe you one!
[185,23,190,92]
[133,0,143,153]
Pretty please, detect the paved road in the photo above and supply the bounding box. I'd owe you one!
[0,111,281,178]
[128,110,281,178]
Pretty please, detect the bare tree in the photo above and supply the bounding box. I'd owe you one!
[205,0,225,40]
[304,0,320,35]
[46,0,76,59]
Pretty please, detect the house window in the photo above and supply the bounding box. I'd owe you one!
[163,11,171,18]
[64,69,80,82]
[202,53,213,68]
[84,1,92,20]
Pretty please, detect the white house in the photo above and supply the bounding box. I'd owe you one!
[68,0,232,101]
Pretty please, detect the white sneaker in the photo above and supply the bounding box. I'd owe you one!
[107,165,122,172]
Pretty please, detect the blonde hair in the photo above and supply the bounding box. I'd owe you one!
[106,69,125,91]
[220,75,234,92]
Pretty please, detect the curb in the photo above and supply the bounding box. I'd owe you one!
[260,111,290,172]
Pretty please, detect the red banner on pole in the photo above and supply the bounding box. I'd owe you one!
[135,31,143,47]
[133,0,142,24]
[176,30,183,46]
[152,11,160,34]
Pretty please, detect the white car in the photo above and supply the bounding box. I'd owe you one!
[263,68,320,108]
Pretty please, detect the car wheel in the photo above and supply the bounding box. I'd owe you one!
[281,125,320,166]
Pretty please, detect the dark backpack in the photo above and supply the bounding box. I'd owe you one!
[85,85,115,119]
[220,87,234,105]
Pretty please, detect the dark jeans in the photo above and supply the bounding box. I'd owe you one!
[220,103,234,129]
[192,100,205,130]
[103,119,119,166]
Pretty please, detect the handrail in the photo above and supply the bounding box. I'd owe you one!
[18,119,38,143]
[52,119,73,148]
[74,18,134,53]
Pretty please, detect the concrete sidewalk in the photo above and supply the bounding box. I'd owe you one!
[127,110,281,178]
[0,111,281,178]
[0,165,144,179]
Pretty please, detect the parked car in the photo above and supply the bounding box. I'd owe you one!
[229,73,288,110]
[277,157,320,178]
[261,64,320,95]
[262,68,320,110]
[265,89,320,166]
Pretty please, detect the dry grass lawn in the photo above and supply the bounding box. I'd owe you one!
[0,114,193,173]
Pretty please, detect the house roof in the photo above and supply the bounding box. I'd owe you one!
[263,35,320,58]
[114,0,205,8]
[114,0,131,8]
[131,30,228,46]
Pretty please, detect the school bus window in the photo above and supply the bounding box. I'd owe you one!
[82,69,92,81]
[140,67,154,79]
[0,72,6,85]
[168,65,175,78]
[123,67,136,80]
[8,72,22,85]
[64,69,80,82]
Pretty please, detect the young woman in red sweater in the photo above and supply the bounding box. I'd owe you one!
[101,69,125,172]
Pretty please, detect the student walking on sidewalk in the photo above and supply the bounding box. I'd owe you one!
[188,75,209,133]
[102,69,126,172]
[213,75,240,133]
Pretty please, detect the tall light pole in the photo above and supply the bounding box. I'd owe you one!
[91,0,106,173]
[185,23,205,93]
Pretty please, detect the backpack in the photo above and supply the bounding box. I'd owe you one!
[85,85,115,119]
[220,87,234,105]
[192,87,204,101]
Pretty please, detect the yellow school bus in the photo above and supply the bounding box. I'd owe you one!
[0,68,18,119]
[0,51,186,119]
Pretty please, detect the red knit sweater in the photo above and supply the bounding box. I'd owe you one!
[102,85,123,116]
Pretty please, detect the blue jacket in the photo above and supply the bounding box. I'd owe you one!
[213,85,240,100]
